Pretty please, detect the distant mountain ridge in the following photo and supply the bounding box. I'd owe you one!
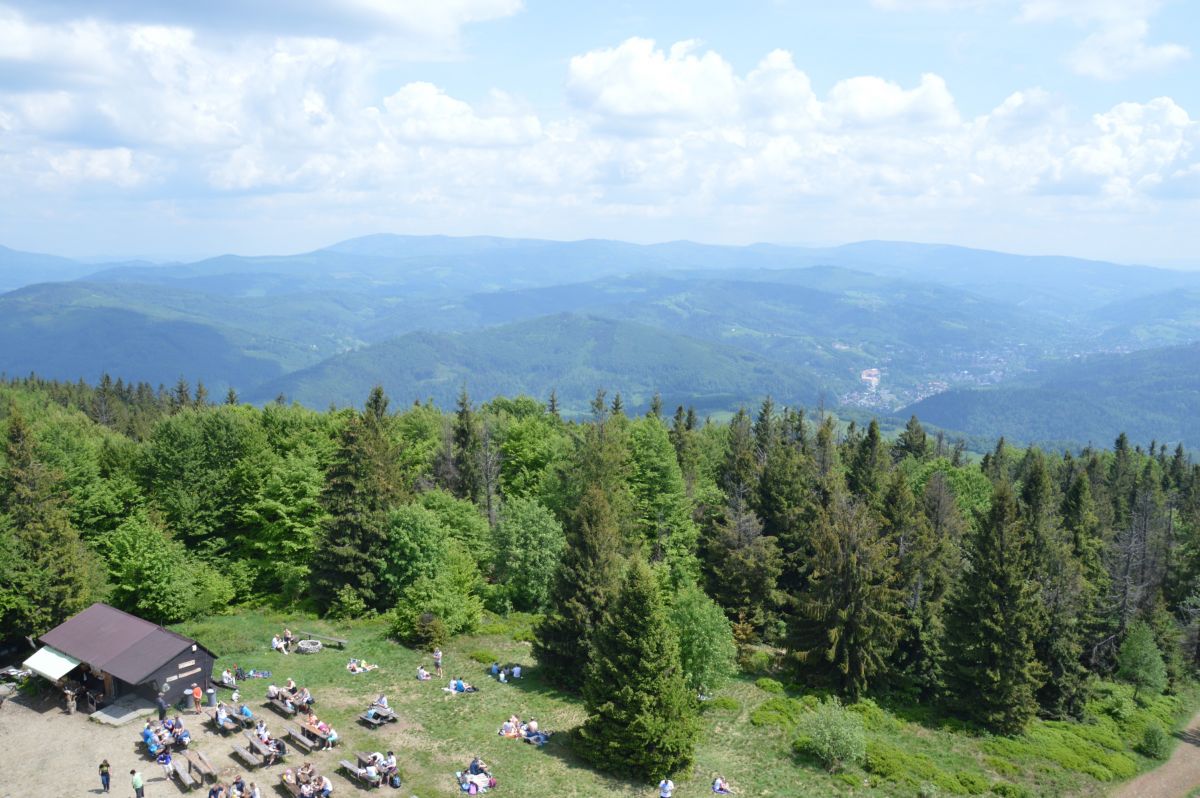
[2,234,1200,446]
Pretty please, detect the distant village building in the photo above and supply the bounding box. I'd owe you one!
[23,603,214,709]
[860,367,881,390]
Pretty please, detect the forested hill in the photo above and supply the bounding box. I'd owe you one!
[906,343,1200,448]
[249,313,825,413]
[4,372,1199,743]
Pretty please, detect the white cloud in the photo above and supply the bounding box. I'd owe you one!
[876,0,1190,80]
[566,38,740,129]
[0,13,1196,261]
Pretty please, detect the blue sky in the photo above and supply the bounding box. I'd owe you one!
[0,0,1196,264]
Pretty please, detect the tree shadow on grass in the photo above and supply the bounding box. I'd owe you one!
[534,730,657,794]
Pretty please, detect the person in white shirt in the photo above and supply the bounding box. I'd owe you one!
[658,778,675,798]
[267,683,279,699]
[374,694,389,710]
[512,664,522,679]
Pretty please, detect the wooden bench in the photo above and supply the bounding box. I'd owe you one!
[284,724,315,753]
[205,708,238,733]
[299,631,348,649]
[266,696,298,717]
[280,777,303,797]
[232,744,263,768]
[358,711,386,728]
[182,751,215,783]
[340,760,381,789]
[170,759,198,791]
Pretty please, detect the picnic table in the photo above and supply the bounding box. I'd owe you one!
[299,718,332,745]
[231,744,264,769]
[266,696,298,717]
[182,750,216,783]
[340,759,381,789]
[284,723,315,753]
[205,708,238,733]
[359,710,386,728]
[299,631,348,649]
[170,759,198,791]
[244,730,284,762]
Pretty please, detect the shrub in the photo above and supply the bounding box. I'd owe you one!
[918,784,941,798]
[796,698,865,772]
[741,650,773,674]
[702,695,741,713]
[756,677,784,694]
[991,784,1031,798]
[983,757,1019,778]
[751,697,807,730]
[469,648,500,665]
[327,585,367,621]
[402,613,447,650]
[1138,723,1171,760]
[955,772,991,794]
[848,698,902,732]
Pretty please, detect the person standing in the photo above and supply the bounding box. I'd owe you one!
[98,759,110,793]
[131,768,145,798]
[156,692,169,721]
[191,683,203,713]
[658,777,674,798]
[433,647,443,678]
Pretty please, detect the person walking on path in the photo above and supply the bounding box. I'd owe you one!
[131,768,145,798]
[433,648,443,678]
[98,759,110,793]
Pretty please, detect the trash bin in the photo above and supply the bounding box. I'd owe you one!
[207,687,216,707]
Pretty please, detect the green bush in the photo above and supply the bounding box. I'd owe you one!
[741,650,773,674]
[983,757,1019,778]
[848,698,902,732]
[469,648,500,665]
[796,698,865,772]
[399,612,446,650]
[756,677,784,694]
[990,784,1031,798]
[918,784,941,798]
[702,695,741,713]
[955,772,991,795]
[327,585,368,621]
[750,697,807,730]
[1138,723,1171,760]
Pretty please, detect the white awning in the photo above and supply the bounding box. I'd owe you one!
[23,646,81,682]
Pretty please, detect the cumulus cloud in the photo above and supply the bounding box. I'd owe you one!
[0,11,1195,258]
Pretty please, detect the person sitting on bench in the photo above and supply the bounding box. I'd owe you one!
[267,683,280,700]
[216,703,231,726]
[221,669,237,688]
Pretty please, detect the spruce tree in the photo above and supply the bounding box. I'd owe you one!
[794,496,902,699]
[0,405,105,637]
[944,482,1044,735]
[312,402,404,612]
[892,415,928,463]
[848,419,888,501]
[452,388,483,503]
[533,486,624,690]
[1116,620,1166,699]
[577,558,699,779]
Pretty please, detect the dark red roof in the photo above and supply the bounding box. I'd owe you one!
[39,603,211,684]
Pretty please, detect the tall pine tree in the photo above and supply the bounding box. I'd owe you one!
[576,557,700,779]
[533,486,624,690]
[944,482,1044,735]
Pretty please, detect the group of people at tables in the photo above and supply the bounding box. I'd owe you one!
[268,678,314,710]
[497,714,549,745]
[353,751,399,787]
[282,761,336,797]
[456,757,496,794]
[251,718,289,765]
[214,696,254,726]
[142,716,191,753]
[266,680,339,748]
[204,773,261,798]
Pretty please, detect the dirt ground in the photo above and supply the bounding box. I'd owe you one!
[1113,711,1200,798]
[0,690,356,798]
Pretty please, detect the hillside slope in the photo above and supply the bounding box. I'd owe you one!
[904,343,1200,448]
[251,313,825,414]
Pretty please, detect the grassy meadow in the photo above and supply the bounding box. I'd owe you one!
[173,611,1196,798]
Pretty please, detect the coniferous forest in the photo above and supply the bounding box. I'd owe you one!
[3,373,1200,787]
